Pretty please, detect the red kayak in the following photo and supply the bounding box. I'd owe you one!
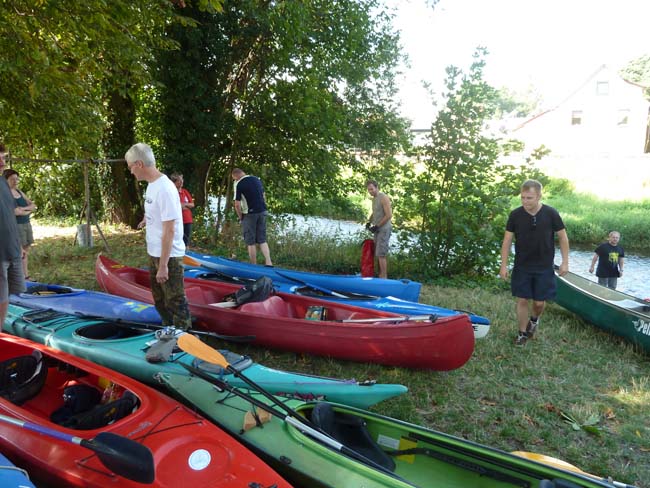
[96,255,474,371]
[0,334,290,488]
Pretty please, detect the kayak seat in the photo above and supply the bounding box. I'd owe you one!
[310,402,395,472]
[52,390,139,430]
[239,296,294,318]
[0,351,48,406]
[184,286,206,304]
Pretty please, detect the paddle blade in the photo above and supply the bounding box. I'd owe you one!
[177,334,230,368]
[183,255,202,267]
[82,432,155,484]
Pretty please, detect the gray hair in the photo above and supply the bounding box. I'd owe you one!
[125,143,156,167]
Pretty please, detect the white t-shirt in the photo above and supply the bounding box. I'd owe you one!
[144,175,185,258]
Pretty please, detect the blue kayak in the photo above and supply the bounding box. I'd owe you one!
[0,452,35,488]
[184,266,491,339]
[183,250,422,301]
[11,281,162,324]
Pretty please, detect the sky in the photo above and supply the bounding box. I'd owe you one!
[391,0,650,128]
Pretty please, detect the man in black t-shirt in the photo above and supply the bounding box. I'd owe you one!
[589,231,624,289]
[231,168,272,266]
[500,180,570,346]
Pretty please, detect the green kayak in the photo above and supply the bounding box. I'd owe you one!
[555,271,650,353]
[3,304,407,408]
[159,365,628,488]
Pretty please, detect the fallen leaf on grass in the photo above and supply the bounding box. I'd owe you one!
[524,414,537,426]
[560,411,602,436]
[544,403,560,413]
[480,398,497,406]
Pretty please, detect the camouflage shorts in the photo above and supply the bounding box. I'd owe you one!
[149,256,192,330]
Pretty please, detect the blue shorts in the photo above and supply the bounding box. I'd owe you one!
[511,267,556,301]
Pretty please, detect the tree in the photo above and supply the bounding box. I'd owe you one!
[493,86,542,119]
[0,1,181,156]
[620,54,650,153]
[398,49,515,277]
[149,0,409,229]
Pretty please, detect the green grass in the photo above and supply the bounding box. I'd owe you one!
[26,221,650,488]
[544,193,650,252]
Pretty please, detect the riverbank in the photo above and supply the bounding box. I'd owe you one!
[22,222,650,487]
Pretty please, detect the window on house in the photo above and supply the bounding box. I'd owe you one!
[596,81,609,95]
[571,110,583,125]
[617,109,630,126]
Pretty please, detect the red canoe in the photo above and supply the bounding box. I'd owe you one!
[96,255,474,371]
[0,334,290,488]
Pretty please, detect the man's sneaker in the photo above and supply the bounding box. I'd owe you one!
[515,331,528,346]
[526,317,539,339]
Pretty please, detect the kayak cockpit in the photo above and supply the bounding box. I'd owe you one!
[74,322,150,341]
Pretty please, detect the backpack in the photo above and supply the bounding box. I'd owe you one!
[226,276,274,306]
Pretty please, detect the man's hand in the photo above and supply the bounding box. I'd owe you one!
[499,264,509,280]
[558,262,569,277]
[156,263,169,283]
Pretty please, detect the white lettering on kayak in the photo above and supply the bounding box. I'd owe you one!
[633,319,650,336]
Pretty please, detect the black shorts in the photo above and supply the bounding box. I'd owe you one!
[511,267,556,301]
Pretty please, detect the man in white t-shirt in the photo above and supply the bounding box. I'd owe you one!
[125,143,191,329]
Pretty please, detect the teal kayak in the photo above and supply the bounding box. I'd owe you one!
[159,365,628,488]
[3,304,407,409]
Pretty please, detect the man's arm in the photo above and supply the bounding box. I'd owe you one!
[234,200,243,221]
[156,220,175,283]
[499,231,514,280]
[557,228,570,276]
[618,256,625,276]
[589,253,598,273]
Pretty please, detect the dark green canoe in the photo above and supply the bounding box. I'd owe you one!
[555,271,650,353]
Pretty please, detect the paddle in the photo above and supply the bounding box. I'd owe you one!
[340,314,437,324]
[512,451,637,488]
[0,413,154,484]
[186,268,257,286]
[176,334,411,484]
[71,313,255,343]
[273,270,351,299]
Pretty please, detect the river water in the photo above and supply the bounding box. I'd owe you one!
[274,213,650,298]
[554,246,650,298]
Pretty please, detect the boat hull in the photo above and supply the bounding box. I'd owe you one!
[97,255,475,371]
[184,250,423,301]
[0,451,35,487]
[555,271,650,353]
[4,303,406,408]
[160,371,618,488]
[11,281,161,324]
[184,266,491,339]
[0,334,289,488]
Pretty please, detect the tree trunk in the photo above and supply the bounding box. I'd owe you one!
[101,90,143,228]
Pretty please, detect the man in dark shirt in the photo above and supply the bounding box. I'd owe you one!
[589,231,624,289]
[231,168,272,266]
[0,144,25,331]
[499,180,569,346]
